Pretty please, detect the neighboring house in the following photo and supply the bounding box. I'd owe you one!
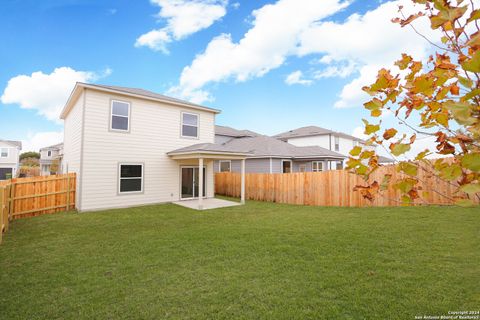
[273,126,394,166]
[212,126,346,173]
[39,143,63,175]
[61,83,249,212]
[0,140,22,180]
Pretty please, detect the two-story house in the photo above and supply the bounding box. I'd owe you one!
[0,140,22,180]
[61,83,249,212]
[273,126,394,167]
[39,143,63,175]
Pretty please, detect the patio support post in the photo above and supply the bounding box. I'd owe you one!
[198,157,204,210]
[241,159,245,204]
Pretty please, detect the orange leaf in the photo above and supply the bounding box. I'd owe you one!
[383,128,398,140]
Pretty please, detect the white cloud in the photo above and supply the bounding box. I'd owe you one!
[352,126,369,141]
[136,29,172,53]
[314,60,356,79]
[1,67,109,122]
[22,131,63,152]
[297,0,440,108]
[135,0,228,53]
[285,70,312,86]
[171,0,350,102]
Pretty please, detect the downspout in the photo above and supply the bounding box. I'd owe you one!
[269,158,273,173]
[78,88,87,212]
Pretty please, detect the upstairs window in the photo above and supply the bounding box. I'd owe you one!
[111,100,130,131]
[219,160,231,172]
[47,150,52,157]
[334,136,340,151]
[312,161,323,172]
[119,164,143,193]
[0,148,8,158]
[181,112,198,138]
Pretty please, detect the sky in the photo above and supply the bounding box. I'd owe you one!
[0,0,444,154]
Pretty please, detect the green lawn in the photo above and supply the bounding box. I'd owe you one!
[0,201,478,319]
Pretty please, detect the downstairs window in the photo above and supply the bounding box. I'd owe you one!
[119,164,143,193]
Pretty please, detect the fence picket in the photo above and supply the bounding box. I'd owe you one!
[215,164,476,207]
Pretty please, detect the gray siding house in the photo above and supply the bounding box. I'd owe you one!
[0,140,22,180]
[273,125,395,165]
[212,126,346,174]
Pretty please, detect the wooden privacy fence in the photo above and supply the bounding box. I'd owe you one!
[0,173,76,244]
[215,165,474,207]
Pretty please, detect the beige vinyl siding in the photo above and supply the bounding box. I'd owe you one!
[79,89,215,211]
[62,91,84,208]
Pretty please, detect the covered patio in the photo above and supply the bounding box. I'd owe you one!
[167,143,250,210]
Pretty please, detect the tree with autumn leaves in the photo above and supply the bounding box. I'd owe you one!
[347,0,480,206]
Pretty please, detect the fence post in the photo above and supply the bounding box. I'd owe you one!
[66,174,70,211]
[9,181,15,219]
[0,186,3,244]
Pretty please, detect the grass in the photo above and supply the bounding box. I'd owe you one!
[0,200,478,319]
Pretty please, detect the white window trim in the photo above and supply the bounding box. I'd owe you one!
[312,161,323,172]
[118,163,144,194]
[181,111,199,139]
[0,148,8,158]
[281,160,292,173]
[219,160,231,172]
[47,150,52,157]
[334,136,340,152]
[110,100,131,132]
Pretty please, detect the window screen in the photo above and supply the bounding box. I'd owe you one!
[111,101,130,131]
[119,164,143,193]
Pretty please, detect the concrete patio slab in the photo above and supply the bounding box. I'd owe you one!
[173,198,241,210]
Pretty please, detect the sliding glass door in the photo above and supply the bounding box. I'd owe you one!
[181,167,206,199]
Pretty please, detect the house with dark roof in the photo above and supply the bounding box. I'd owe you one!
[0,139,22,180]
[208,126,346,174]
[273,125,394,165]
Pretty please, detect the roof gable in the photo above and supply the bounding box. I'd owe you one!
[0,140,22,149]
[60,82,221,119]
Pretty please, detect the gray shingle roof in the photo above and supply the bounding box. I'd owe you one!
[273,125,366,143]
[82,83,220,113]
[40,143,63,151]
[168,135,345,159]
[215,125,259,138]
[0,140,22,149]
[167,143,250,155]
